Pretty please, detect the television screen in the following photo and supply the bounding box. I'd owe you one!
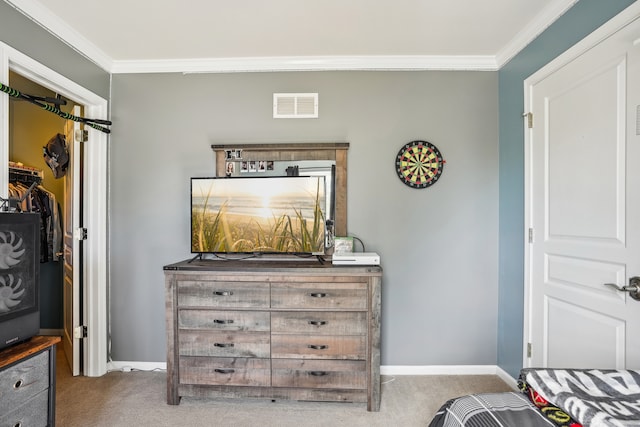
[191,176,327,255]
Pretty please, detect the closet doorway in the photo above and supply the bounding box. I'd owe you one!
[8,71,83,375]
[1,42,108,376]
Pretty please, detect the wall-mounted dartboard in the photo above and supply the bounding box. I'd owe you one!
[395,140,445,188]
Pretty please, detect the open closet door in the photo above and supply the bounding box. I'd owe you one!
[62,105,83,376]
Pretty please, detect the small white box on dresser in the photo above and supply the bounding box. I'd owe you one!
[331,252,381,265]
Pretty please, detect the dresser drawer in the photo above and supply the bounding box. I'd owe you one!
[0,351,49,412]
[271,334,365,359]
[271,282,367,309]
[180,356,270,387]
[179,330,270,358]
[177,280,269,308]
[0,388,49,427]
[272,312,366,335]
[272,359,366,389]
[179,309,270,331]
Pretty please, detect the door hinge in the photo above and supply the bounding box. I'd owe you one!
[523,112,533,129]
[73,325,88,339]
[528,228,534,243]
[74,227,87,240]
[75,129,89,143]
[527,343,532,358]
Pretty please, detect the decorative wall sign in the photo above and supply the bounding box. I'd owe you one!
[225,149,243,160]
[395,140,445,188]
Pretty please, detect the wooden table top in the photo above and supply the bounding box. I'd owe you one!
[0,336,61,369]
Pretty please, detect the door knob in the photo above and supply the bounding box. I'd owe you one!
[604,277,640,301]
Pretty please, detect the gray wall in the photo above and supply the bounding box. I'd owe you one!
[109,71,499,363]
[0,2,110,100]
[496,0,636,378]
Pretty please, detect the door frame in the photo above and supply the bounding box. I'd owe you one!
[0,42,108,376]
[522,3,640,369]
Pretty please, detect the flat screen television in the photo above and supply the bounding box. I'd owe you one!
[191,176,328,255]
[0,212,39,351]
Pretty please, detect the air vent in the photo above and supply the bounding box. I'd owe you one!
[273,93,318,118]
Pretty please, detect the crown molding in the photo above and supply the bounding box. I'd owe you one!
[495,0,580,68]
[6,0,582,74]
[111,55,499,74]
[4,0,113,72]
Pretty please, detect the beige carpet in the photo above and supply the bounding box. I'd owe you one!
[55,349,513,427]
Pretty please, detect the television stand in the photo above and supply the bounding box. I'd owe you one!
[0,336,61,426]
[164,258,382,411]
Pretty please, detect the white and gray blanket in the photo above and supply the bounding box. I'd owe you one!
[520,368,640,427]
[428,391,559,427]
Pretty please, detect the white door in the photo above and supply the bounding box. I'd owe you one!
[526,16,640,369]
[62,106,82,376]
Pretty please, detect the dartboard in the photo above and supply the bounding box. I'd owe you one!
[395,140,445,188]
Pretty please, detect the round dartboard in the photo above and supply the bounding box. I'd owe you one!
[395,140,445,188]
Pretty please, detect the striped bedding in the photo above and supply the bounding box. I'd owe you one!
[428,369,640,427]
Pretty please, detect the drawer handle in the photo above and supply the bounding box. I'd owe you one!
[308,320,327,326]
[309,371,329,377]
[307,344,329,350]
[309,292,327,298]
[214,343,235,348]
[214,368,236,374]
[214,290,234,296]
[214,319,234,324]
[13,379,23,389]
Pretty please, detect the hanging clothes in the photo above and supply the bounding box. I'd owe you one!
[8,164,63,262]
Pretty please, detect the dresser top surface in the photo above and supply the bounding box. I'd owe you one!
[0,336,60,369]
[164,258,382,275]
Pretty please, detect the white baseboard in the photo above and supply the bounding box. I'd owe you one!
[381,365,498,376]
[381,365,519,390]
[495,366,519,390]
[104,361,518,389]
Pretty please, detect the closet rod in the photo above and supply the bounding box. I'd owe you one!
[0,81,111,134]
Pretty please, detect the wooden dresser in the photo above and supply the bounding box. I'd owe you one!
[0,336,61,427]
[164,259,382,411]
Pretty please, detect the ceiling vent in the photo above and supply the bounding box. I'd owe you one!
[273,93,318,118]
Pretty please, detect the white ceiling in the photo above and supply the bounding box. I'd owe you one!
[5,0,579,73]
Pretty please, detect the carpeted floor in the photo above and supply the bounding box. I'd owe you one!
[55,348,513,427]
